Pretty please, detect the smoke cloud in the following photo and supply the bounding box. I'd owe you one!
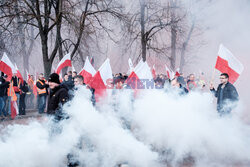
[0,86,250,167]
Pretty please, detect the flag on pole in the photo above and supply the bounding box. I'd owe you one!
[165,65,174,80]
[0,52,17,80]
[215,44,244,83]
[175,68,180,77]
[15,64,24,84]
[55,53,72,74]
[79,56,96,85]
[90,58,112,102]
[126,60,153,95]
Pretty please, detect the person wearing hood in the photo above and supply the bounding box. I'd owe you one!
[47,73,69,121]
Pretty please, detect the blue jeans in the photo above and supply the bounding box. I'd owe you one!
[38,95,46,114]
[16,93,20,108]
[0,96,6,116]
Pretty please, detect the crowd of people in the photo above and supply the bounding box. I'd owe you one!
[0,69,239,121]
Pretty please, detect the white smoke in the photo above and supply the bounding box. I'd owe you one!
[0,87,250,167]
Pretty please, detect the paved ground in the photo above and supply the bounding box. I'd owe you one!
[0,109,45,128]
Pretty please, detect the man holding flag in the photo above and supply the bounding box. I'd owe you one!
[210,44,243,116]
[210,73,239,115]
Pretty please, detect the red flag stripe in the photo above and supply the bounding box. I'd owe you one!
[215,56,240,84]
[56,60,72,74]
[0,61,13,80]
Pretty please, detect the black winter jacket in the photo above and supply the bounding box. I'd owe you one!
[210,82,238,112]
[0,77,9,97]
[47,84,69,117]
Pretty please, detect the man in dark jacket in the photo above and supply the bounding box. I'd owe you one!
[67,71,75,90]
[62,73,74,90]
[36,73,48,114]
[210,73,239,115]
[19,80,29,115]
[11,74,21,107]
[47,73,69,121]
[0,74,10,117]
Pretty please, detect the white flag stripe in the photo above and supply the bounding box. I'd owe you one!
[218,44,244,74]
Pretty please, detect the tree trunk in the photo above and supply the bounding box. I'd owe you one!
[44,59,52,80]
[41,35,51,79]
[170,0,177,70]
[140,0,146,62]
[170,24,177,70]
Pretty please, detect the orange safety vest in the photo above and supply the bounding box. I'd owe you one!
[36,80,47,94]
[8,82,17,101]
[11,79,21,93]
[28,78,34,90]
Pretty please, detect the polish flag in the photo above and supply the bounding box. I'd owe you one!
[90,58,112,102]
[151,64,156,79]
[0,52,17,80]
[11,101,19,119]
[126,60,153,91]
[215,44,244,83]
[175,68,180,77]
[79,56,96,85]
[15,64,24,84]
[165,65,174,80]
[55,53,72,74]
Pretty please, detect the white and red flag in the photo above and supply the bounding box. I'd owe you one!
[126,60,153,93]
[151,64,156,79]
[15,63,24,84]
[0,52,17,80]
[165,65,174,80]
[215,44,244,83]
[90,58,112,102]
[11,100,19,119]
[175,68,180,77]
[55,53,72,74]
[79,56,96,85]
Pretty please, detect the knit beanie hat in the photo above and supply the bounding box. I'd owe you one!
[48,73,60,84]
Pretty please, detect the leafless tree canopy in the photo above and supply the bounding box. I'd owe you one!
[0,0,207,77]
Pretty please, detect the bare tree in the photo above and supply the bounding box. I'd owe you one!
[0,0,124,78]
[123,0,184,65]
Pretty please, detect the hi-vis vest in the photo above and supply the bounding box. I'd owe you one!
[37,80,46,94]
[8,82,17,101]
[8,79,21,96]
